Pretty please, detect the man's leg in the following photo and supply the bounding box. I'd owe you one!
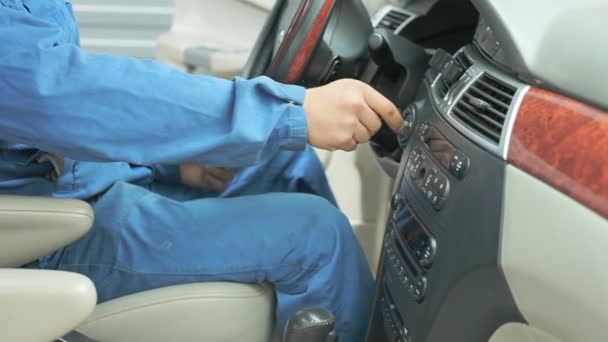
[41,181,374,342]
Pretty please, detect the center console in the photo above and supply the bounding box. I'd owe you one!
[365,44,529,342]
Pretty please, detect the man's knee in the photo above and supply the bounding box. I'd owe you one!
[271,194,355,292]
[287,193,355,263]
[292,193,350,235]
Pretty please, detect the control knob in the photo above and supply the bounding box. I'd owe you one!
[397,105,416,148]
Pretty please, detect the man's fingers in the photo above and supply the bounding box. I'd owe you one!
[180,164,234,192]
[339,137,358,152]
[201,175,227,192]
[205,167,235,183]
[220,167,237,177]
[353,122,371,144]
[362,85,403,132]
[357,104,383,136]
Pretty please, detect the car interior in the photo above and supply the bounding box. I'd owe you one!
[1,0,607,341]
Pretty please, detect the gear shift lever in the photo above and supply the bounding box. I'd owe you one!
[282,308,337,342]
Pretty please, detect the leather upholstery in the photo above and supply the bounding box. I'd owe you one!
[0,196,93,267]
[78,282,276,342]
[0,269,97,342]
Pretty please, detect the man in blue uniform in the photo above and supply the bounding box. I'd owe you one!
[0,1,403,341]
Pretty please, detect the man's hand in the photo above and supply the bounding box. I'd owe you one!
[179,164,236,192]
[303,79,403,151]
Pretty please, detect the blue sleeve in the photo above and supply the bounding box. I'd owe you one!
[0,4,308,168]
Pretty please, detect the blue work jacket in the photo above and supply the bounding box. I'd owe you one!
[0,0,307,199]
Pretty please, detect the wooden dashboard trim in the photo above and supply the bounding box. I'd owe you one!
[508,87,608,218]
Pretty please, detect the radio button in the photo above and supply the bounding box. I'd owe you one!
[420,248,433,266]
[431,173,441,187]
[449,151,470,179]
[419,122,430,137]
[391,193,404,210]
[430,193,441,207]
[413,288,421,300]
[423,169,436,189]
[424,189,434,201]
[433,175,450,197]
[413,277,428,302]
[410,149,422,164]
[407,161,415,174]
[432,195,448,211]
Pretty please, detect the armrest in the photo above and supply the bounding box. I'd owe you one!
[0,196,94,267]
[0,269,97,342]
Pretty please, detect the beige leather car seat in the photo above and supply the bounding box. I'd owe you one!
[0,196,275,342]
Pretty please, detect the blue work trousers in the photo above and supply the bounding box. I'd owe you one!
[33,147,375,341]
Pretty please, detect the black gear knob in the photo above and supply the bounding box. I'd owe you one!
[282,308,337,342]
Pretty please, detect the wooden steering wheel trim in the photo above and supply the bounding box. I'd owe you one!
[267,0,335,84]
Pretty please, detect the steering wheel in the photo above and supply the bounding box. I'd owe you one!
[242,0,427,153]
[242,0,372,86]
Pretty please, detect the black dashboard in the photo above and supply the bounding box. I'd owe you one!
[473,18,508,68]
[362,4,531,342]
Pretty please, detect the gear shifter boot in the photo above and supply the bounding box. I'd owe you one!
[282,308,337,342]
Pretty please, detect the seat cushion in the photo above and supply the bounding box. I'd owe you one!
[77,282,275,342]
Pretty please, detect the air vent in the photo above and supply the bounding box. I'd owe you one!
[437,79,449,99]
[452,73,516,144]
[455,52,473,70]
[376,9,411,32]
